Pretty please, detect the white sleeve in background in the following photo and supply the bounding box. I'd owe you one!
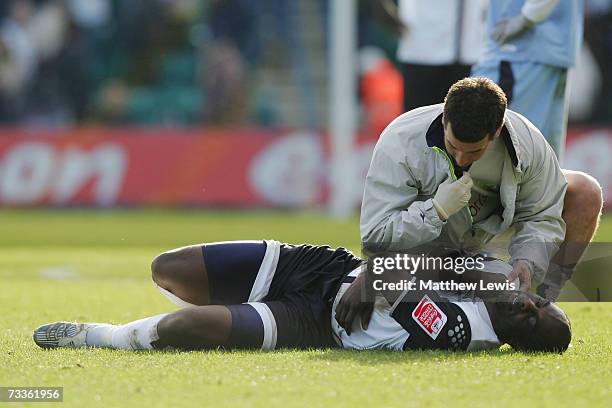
[521,0,561,23]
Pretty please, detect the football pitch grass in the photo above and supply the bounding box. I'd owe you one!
[1,209,610,408]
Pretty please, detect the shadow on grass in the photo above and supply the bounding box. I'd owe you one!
[33,343,532,364]
[299,347,517,366]
[87,346,518,364]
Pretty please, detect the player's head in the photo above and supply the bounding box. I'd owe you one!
[442,77,507,168]
[487,291,571,353]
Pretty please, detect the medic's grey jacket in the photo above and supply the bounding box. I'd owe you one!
[360,104,567,281]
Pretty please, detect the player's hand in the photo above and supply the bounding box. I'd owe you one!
[335,273,374,335]
[492,14,535,44]
[509,260,533,292]
[432,173,473,221]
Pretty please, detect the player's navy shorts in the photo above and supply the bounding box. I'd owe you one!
[201,240,363,350]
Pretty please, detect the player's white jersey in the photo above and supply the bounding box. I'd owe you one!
[450,300,501,351]
[331,267,501,352]
[332,270,409,351]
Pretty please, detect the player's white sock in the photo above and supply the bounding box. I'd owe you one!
[155,284,196,308]
[85,323,116,347]
[84,314,169,350]
[83,314,170,350]
[109,313,170,350]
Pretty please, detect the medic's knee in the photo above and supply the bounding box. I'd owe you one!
[566,172,603,216]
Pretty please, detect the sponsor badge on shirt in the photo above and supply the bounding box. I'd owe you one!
[411,295,447,340]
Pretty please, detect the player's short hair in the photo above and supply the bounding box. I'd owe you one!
[443,77,507,143]
[513,308,572,353]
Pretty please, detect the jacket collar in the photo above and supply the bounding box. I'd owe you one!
[425,113,519,170]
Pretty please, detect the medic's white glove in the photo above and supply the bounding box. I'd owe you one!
[492,14,535,44]
[432,173,473,221]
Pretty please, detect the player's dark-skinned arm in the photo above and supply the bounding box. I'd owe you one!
[334,272,375,335]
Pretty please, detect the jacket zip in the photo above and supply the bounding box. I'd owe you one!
[431,147,475,235]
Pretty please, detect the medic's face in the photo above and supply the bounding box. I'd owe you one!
[443,122,497,169]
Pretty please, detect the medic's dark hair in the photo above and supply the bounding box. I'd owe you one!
[443,77,507,143]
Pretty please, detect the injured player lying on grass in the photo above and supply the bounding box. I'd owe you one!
[33,240,571,353]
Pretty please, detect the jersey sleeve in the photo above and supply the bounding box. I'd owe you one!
[509,124,567,283]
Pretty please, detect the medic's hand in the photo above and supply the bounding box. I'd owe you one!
[335,273,374,335]
[509,260,533,292]
[492,14,535,44]
[432,173,473,221]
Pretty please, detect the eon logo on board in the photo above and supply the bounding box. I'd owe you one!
[0,142,127,206]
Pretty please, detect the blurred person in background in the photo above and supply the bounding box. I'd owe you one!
[471,1,597,300]
[0,0,297,127]
[91,0,167,124]
[373,0,488,112]
[207,0,259,66]
[471,0,583,160]
[199,38,248,125]
[197,0,257,125]
[0,0,36,122]
[0,0,95,126]
[583,0,612,123]
[93,0,204,125]
[25,0,88,126]
[359,46,404,135]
